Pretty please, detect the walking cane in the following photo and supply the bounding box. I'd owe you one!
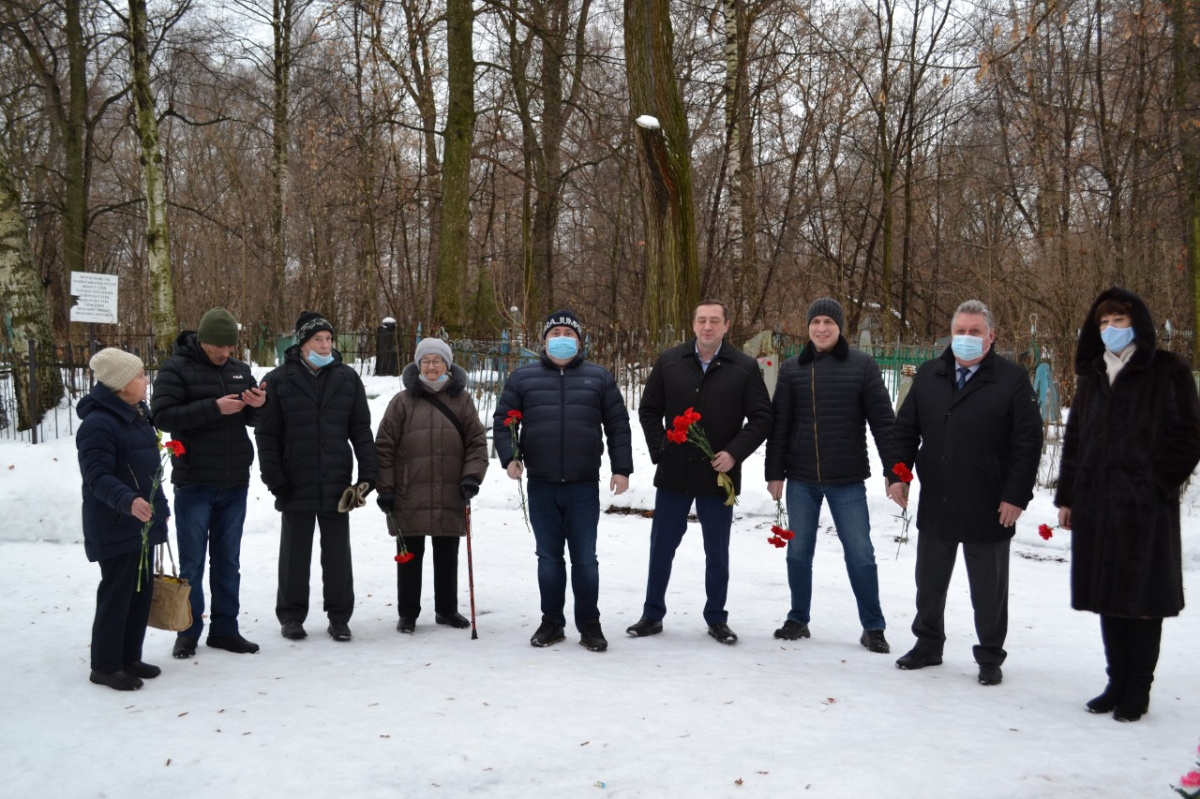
[465,501,478,639]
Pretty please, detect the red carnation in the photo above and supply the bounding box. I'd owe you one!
[1038,523,1053,541]
[164,439,186,457]
[395,550,415,564]
[892,462,914,483]
[506,409,522,422]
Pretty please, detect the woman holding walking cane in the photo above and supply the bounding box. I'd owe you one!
[376,338,488,634]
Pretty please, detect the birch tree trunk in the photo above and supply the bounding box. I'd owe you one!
[128,0,176,351]
[624,0,699,338]
[0,150,64,431]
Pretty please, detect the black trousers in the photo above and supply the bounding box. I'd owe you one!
[397,536,460,619]
[277,511,354,624]
[91,550,154,672]
[911,533,1009,666]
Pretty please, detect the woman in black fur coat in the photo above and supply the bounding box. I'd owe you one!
[1055,287,1200,722]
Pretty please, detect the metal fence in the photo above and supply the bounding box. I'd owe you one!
[0,327,1048,445]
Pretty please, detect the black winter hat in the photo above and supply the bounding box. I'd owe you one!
[806,298,845,332]
[296,311,334,346]
[543,310,583,341]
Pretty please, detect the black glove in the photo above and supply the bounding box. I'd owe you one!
[377,493,395,513]
[460,477,480,501]
[270,482,292,501]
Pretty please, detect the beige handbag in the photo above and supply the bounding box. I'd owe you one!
[148,540,193,632]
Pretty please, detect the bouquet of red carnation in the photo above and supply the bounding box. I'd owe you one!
[666,407,736,506]
[387,511,415,563]
[504,409,531,532]
[768,499,795,549]
[891,462,914,558]
[137,434,186,590]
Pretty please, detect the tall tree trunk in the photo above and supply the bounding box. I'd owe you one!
[433,0,474,334]
[1168,0,1200,367]
[724,0,757,332]
[271,0,293,333]
[624,0,699,337]
[128,0,176,352]
[0,150,64,431]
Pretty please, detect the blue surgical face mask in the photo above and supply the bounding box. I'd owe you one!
[1100,325,1135,353]
[418,374,449,391]
[546,336,579,360]
[951,334,985,361]
[306,351,335,368]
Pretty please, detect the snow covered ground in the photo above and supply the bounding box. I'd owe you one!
[1,372,1197,797]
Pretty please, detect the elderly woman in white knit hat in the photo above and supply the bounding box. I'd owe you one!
[375,337,488,634]
[76,348,170,690]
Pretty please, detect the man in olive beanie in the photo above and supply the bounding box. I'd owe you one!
[152,308,266,659]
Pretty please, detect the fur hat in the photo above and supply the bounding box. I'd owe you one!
[295,311,334,346]
[89,348,144,391]
[543,310,583,341]
[197,307,239,347]
[806,298,845,332]
[414,337,453,367]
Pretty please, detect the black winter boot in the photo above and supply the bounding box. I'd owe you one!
[1086,615,1126,714]
[1113,618,1162,723]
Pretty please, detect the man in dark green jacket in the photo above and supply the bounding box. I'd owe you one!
[627,300,772,645]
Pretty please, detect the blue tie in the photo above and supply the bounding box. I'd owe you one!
[957,367,969,391]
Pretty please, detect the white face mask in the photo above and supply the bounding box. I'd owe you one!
[950,335,985,361]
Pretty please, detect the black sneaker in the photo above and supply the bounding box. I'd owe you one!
[172,635,198,659]
[281,620,307,640]
[860,629,890,654]
[435,611,471,629]
[579,621,608,652]
[896,647,943,670]
[774,620,810,641]
[978,664,1003,686]
[123,660,162,679]
[327,621,352,642]
[206,633,260,654]
[708,622,738,645]
[625,617,663,637]
[397,616,416,634]
[89,669,143,691]
[530,615,566,647]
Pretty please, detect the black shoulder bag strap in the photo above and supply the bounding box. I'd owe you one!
[418,391,466,446]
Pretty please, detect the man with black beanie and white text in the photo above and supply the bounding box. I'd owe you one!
[493,310,634,652]
[256,312,377,643]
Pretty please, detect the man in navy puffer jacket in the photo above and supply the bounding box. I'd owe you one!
[493,310,633,653]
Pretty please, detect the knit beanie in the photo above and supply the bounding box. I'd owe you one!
[414,337,453,367]
[806,298,845,332]
[90,348,144,391]
[295,311,335,346]
[543,310,583,341]
[197,307,240,346]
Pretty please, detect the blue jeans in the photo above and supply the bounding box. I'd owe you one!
[527,479,601,631]
[642,488,734,626]
[173,485,248,638]
[786,480,885,630]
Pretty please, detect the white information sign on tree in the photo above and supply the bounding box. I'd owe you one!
[69,272,119,324]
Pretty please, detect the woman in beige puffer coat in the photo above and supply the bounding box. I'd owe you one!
[375,338,488,633]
